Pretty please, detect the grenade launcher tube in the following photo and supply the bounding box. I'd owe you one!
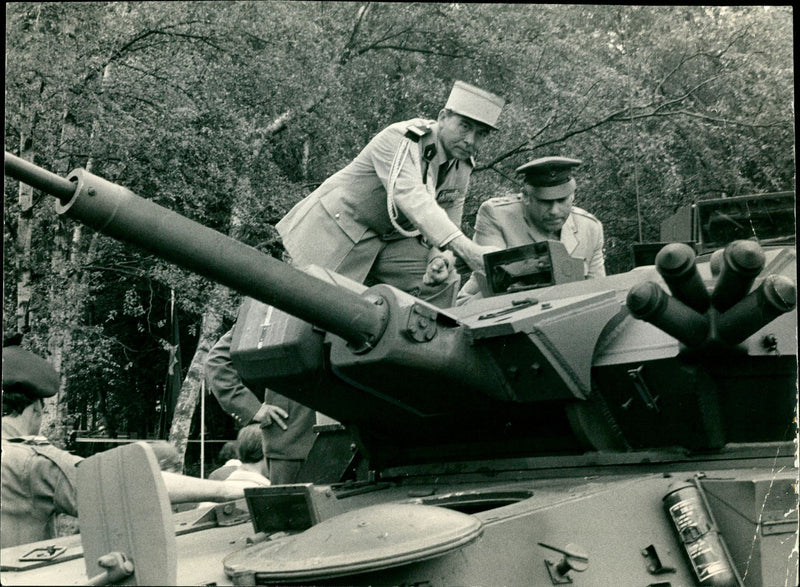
[4,153,387,350]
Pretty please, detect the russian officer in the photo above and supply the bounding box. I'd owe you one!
[458,156,605,303]
[276,80,506,306]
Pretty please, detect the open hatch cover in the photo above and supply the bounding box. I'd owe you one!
[223,503,482,582]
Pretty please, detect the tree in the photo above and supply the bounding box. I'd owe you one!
[5,3,793,464]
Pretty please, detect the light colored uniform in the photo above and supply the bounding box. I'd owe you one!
[459,194,605,302]
[225,468,271,487]
[1,419,81,548]
[276,118,472,297]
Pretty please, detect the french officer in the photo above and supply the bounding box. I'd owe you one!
[458,156,605,303]
[276,80,505,307]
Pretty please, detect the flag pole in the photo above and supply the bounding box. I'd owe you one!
[200,378,206,478]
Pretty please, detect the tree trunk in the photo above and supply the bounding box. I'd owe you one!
[167,176,257,470]
[16,133,34,334]
[167,284,232,471]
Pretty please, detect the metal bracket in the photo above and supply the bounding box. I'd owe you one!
[538,542,589,585]
[18,545,66,562]
[405,303,438,342]
[628,365,660,412]
[213,502,251,527]
[544,558,574,584]
[641,544,675,575]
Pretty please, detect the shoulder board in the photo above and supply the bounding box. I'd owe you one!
[486,193,524,207]
[571,206,601,223]
[7,435,51,446]
[405,124,432,142]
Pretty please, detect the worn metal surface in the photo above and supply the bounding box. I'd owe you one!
[2,155,796,586]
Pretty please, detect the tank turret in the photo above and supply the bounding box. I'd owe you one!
[10,152,794,468]
[3,153,797,587]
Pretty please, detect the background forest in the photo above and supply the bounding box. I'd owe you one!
[4,2,795,470]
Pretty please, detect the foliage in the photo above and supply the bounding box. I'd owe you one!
[4,2,794,443]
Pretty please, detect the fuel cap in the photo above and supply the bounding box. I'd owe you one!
[223,503,482,582]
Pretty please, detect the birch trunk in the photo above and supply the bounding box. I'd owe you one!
[167,176,256,469]
[167,284,232,470]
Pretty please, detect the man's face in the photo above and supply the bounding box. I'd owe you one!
[438,110,491,160]
[523,185,574,236]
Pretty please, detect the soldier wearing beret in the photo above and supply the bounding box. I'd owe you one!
[1,346,81,549]
[458,157,605,304]
[276,80,506,306]
[1,346,250,549]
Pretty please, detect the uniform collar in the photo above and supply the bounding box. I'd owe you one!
[523,206,578,254]
[560,211,579,255]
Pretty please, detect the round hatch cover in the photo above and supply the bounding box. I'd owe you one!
[223,503,482,582]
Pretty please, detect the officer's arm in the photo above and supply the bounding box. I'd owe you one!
[586,222,607,278]
[472,203,509,249]
[205,328,262,426]
[371,126,465,248]
[442,203,504,273]
[161,472,246,503]
[36,452,81,518]
[445,234,499,273]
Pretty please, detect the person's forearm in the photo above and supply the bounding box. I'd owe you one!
[161,471,245,504]
[446,234,490,272]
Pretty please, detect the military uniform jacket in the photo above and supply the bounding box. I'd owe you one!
[1,419,81,548]
[474,194,605,277]
[204,328,316,461]
[458,194,605,303]
[276,118,473,282]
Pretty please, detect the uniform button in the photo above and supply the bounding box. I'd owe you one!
[335,213,340,219]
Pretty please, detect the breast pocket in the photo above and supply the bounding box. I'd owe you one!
[436,188,464,206]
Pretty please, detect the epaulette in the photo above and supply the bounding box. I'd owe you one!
[7,435,51,446]
[571,206,601,224]
[405,124,432,142]
[488,193,524,206]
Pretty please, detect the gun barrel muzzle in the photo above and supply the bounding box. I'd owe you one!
[655,243,710,313]
[711,240,765,312]
[627,282,709,347]
[716,275,797,345]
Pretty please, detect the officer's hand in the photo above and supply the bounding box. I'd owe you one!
[423,254,453,286]
[447,236,500,273]
[253,404,289,430]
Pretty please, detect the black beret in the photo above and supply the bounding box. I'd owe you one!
[2,346,60,398]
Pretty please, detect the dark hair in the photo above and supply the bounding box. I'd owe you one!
[1,385,39,416]
[236,424,264,464]
[217,440,238,463]
[148,441,182,473]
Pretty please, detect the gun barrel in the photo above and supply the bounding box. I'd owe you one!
[4,153,386,350]
[5,152,77,203]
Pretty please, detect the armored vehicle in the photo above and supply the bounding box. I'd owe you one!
[2,153,797,586]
